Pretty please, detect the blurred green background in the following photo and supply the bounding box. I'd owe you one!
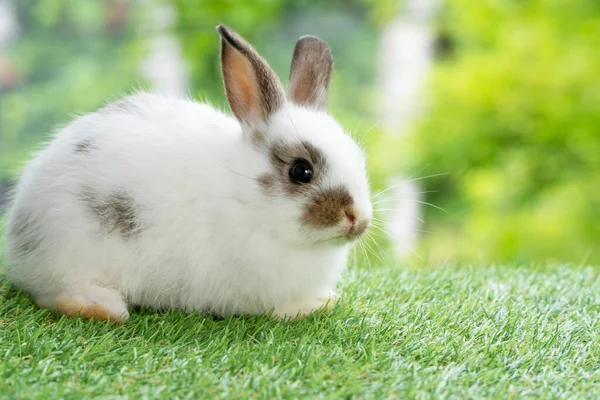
[0,0,598,266]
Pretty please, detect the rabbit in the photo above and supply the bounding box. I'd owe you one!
[2,25,372,323]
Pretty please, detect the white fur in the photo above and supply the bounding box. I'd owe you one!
[3,92,372,319]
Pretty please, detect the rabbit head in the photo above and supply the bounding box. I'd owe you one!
[218,25,372,246]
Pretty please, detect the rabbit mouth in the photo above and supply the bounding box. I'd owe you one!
[309,220,370,244]
[328,223,369,242]
[343,232,366,242]
[344,218,370,240]
[322,218,370,243]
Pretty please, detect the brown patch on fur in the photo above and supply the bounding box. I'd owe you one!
[80,187,142,240]
[258,174,277,193]
[56,296,124,323]
[74,137,97,154]
[259,140,328,197]
[218,25,284,126]
[8,208,43,257]
[250,129,266,146]
[288,36,333,110]
[303,186,353,228]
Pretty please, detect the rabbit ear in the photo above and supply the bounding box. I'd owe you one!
[288,36,333,111]
[218,25,285,128]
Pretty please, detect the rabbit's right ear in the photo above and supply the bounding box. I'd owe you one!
[288,36,333,111]
[217,25,285,129]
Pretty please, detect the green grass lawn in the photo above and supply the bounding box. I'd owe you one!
[1,257,599,399]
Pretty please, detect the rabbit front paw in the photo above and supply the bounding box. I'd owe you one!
[273,291,338,321]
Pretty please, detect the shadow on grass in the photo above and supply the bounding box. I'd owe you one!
[0,274,348,348]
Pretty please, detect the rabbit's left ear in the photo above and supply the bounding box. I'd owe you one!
[288,36,333,111]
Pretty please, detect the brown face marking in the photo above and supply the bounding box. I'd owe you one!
[257,141,368,238]
[80,187,143,240]
[288,36,333,111]
[74,137,97,154]
[8,207,43,257]
[258,140,327,197]
[303,186,353,229]
[218,25,284,126]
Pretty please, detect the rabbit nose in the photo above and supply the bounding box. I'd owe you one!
[344,208,358,226]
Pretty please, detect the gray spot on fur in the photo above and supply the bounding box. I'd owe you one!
[8,207,43,257]
[74,137,97,154]
[258,174,277,193]
[80,187,143,240]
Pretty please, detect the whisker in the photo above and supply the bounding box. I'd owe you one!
[208,156,259,182]
[370,224,418,238]
[361,119,382,141]
[402,172,449,185]
[365,232,390,265]
[417,200,448,214]
[370,213,426,225]
[405,162,433,181]
[407,246,424,260]
[376,227,424,260]
[362,234,387,267]
[371,173,447,200]
[351,114,367,148]
[357,238,371,270]
[371,190,439,204]
[370,163,432,199]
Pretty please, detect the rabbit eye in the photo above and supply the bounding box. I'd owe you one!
[289,159,313,184]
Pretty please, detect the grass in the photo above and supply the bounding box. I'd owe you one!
[1,255,599,399]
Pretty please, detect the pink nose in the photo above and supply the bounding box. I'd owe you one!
[345,208,358,226]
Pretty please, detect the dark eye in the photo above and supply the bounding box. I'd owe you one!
[289,159,314,184]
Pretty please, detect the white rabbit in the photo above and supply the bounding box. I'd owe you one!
[3,25,372,322]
